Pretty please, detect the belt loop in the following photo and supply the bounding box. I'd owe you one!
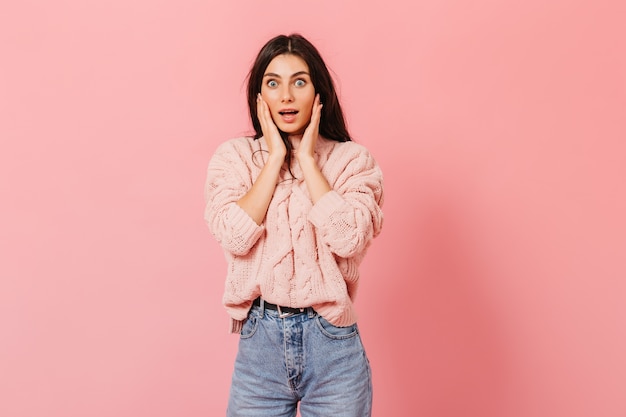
[259,298,265,318]
[308,307,316,319]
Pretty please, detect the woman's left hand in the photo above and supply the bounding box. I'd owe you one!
[294,94,331,203]
[295,94,323,161]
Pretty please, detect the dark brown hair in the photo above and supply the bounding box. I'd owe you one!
[246,34,352,165]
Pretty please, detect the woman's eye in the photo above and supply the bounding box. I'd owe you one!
[294,79,306,87]
[267,80,278,88]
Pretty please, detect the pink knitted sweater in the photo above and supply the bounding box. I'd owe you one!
[204,136,384,333]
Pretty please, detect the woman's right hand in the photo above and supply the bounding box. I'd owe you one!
[234,95,287,225]
[257,94,286,160]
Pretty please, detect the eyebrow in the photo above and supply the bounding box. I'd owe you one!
[263,71,310,78]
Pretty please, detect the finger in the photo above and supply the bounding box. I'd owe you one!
[260,98,275,130]
[315,94,323,120]
[309,94,322,132]
[257,94,268,133]
[259,96,278,140]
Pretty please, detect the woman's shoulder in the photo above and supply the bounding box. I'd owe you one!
[325,139,378,164]
[218,136,257,148]
[213,136,260,156]
[325,137,369,151]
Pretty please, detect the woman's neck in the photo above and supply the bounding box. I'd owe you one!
[288,134,303,150]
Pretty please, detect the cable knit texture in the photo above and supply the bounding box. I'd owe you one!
[204,136,384,333]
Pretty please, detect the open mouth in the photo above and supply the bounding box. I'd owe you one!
[277,109,299,124]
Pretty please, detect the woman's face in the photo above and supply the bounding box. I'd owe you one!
[260,54,315,135]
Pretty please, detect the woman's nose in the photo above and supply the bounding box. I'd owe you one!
[280,86,294,103]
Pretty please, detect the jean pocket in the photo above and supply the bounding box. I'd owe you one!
[315,315,358,340]
[240,315,259,339]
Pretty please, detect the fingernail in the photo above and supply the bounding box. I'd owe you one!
[257,93,261,101]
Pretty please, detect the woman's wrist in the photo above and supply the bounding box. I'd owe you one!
[295,152,315,165]
[267,150,287,165]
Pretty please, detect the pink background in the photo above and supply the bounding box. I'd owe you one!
[1,1,625,416]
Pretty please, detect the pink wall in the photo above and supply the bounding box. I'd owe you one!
[1,1,625,416]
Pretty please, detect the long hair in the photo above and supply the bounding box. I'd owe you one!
[246,34,352,167]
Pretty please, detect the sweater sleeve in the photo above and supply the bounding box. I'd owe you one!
[308,145,384,258]
[204,140,265,256]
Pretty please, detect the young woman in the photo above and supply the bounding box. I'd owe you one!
[204,33,384,417]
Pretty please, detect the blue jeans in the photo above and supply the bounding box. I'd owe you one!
[226,301,372,417]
